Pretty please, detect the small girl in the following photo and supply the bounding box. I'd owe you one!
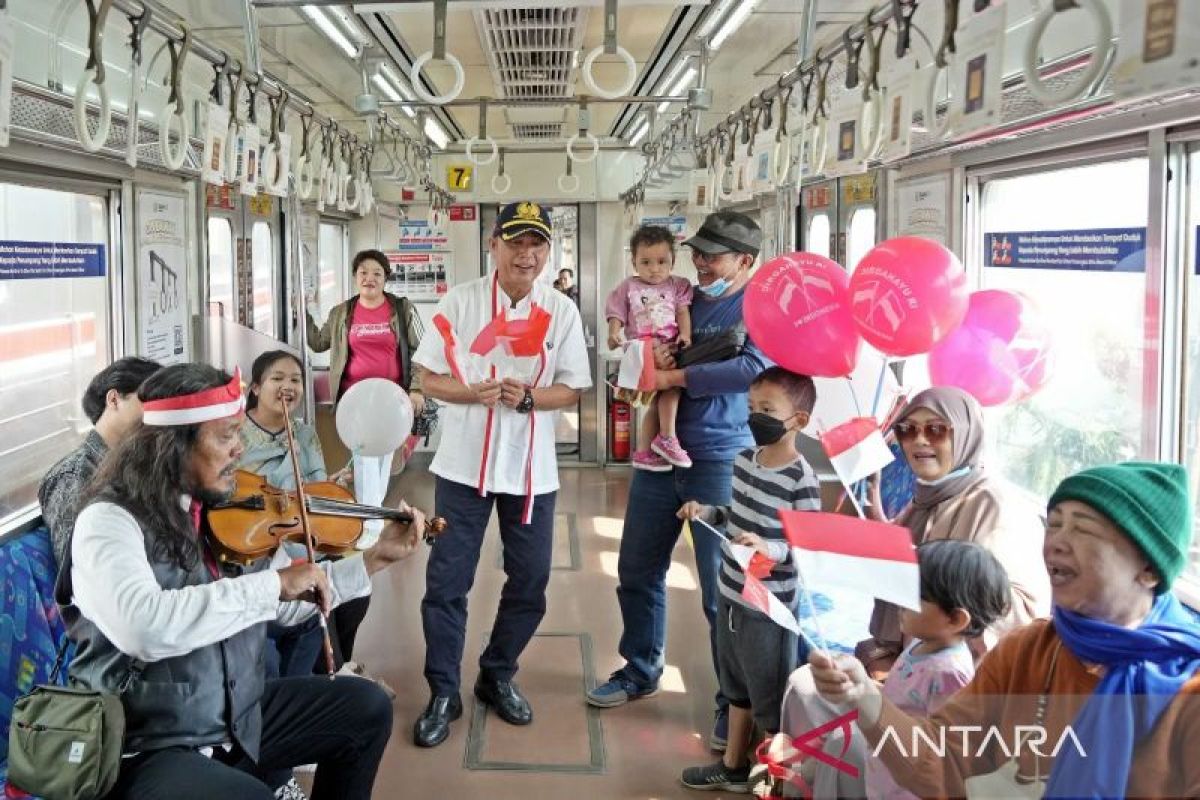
[606,225,693,470]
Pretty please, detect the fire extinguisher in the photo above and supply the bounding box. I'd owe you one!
[611,398,631,461]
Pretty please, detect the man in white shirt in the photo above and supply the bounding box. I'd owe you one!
[411,201,592,748]
[63,363,426,799]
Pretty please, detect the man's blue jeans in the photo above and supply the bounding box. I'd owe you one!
[615,459,733,710]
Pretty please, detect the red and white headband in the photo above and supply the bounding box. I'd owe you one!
[142,368,245,427]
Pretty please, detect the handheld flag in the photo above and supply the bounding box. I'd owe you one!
[820,417,894,486]
[616,337,657,394]
[780,510,920,611]
[432,313,470,384]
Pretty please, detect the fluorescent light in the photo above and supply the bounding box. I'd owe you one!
[709,0,759,51]
[372,74,401,102]
[697,0,739,40]
[629,120,650,147]
[424,117,449,149]
[326,6,369,47]
[658,65,697,113]
[301,6,358,58]
[379,63,417,118]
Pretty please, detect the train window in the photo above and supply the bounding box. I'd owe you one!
[846,207,877,270]
[807,213,832,260]
[977,158,1151,498]
[0,182,111,529]
[1181,148,1200,586]
[207,217,235,320]
[251,221,275,335]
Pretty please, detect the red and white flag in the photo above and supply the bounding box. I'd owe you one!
[616,337,657,394]
[779,511,920,611]
[819,417,894,487]
[727,543,801,635]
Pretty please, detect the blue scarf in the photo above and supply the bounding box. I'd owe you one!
[1046,594,1200,799]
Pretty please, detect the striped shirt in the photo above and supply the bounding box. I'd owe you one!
[717,447,821,613]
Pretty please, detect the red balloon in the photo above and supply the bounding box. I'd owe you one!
[928,289,1054,406]
[849,236,969,357]
[744,252,860,378]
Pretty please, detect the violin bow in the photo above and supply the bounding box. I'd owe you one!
[279,390,338,678]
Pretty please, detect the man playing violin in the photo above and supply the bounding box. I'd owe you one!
[60,362,426,800]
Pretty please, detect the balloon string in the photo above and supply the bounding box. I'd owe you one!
[870,357,890,418]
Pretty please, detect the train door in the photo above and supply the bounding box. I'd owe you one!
[1177,139,1200,589]
[204,188,283,341]
[0,174,117,527]
[799,179,836,260]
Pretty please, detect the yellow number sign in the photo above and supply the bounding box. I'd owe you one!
[446,164,473,191]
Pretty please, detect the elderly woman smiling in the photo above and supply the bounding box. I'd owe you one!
[860,387,1051,675]
[811,462,1200,798]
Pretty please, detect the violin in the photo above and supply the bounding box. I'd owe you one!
[205,470,447,565]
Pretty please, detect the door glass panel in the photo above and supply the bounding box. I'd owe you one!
[807,213,831,260]
[207,216,235,320]
[1179,149,1200,586]
[978,158,1151,497]
[313,222,347,369]
[0,182,111,528]
[251,221,275,335]
[846,207,877,270]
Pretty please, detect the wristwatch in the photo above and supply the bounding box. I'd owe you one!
[516,387,535,414]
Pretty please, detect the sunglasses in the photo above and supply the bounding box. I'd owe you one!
[893,421,953,445]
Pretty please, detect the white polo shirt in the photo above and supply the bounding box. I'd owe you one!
[413,272,592,500]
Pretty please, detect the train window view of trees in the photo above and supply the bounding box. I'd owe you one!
[978,159,1149,500]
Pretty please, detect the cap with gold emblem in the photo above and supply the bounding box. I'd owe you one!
[494,201,553,243]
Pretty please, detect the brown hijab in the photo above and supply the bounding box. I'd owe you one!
[862,386,990,661]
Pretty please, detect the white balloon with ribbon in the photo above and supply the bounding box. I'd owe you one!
[335,379,413,458]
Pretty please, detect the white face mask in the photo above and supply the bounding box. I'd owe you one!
[915,465,972,486]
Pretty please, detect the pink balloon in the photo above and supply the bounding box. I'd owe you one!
[928,290,1054,406]
[849,236,969,357]
[744,252,860,378]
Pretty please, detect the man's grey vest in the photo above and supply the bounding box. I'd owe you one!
[61,503,270,759]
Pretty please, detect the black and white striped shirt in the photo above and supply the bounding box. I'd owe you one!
[717,447,822,613]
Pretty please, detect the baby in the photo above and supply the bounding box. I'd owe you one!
[606,225,693,469]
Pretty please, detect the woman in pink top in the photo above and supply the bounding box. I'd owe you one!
[307,249,425,548]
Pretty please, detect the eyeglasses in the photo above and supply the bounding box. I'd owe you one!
[893,421,953,445]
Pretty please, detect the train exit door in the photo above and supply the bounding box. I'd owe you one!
[797,172,880,271]
[204,186,284,341]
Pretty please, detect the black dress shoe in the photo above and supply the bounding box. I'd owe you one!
[473,676,533,726]
[413,693,462,747]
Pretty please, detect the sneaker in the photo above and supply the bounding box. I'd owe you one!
[709,706,728,752]
[680,760,751,793]
[274,778,308,800]
[631,450,672,472]
[585,671,660,708]
[651,434,693,468]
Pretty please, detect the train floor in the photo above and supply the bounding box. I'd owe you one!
[309,464,746,799]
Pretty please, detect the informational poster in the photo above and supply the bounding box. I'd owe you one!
[136,189,189,364]
[0,10,13,149]
[879,66,915,163]
[894,174,950,244]
[399,218,449,250]
[385,251,448,299]
[985,228,1146,272]
[299,210,319,304]
[640,215,688,242]
[0,241,105,279]
[946,3,1006,138]
[823,96,868,178]
[1113,0,1200,102]
[448,204,477,222]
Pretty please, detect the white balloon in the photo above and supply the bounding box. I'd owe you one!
[335,379,413,458]
[805,346,901,438]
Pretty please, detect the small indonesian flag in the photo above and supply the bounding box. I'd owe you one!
[820,417,894,486]
[780,510,920,611]
[728,543,801,635]
[432,313,470,384]
[469,303,552,358]
[616,338,657,393]
[142,368,245,426]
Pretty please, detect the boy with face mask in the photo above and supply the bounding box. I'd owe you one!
[676,366,820,792]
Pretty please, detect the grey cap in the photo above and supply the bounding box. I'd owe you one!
[683,211,762,257]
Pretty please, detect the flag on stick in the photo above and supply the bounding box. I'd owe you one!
[779,510,920,611]
[820,417,895,487]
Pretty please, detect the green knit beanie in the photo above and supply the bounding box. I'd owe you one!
[1048,461,1193,593]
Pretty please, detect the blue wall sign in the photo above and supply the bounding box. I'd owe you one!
[984,228,1145,272]
[0,241,106,280]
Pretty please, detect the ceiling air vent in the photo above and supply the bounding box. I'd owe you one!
[474,5,588,112]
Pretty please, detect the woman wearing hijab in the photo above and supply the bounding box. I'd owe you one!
[859,386,1051,677]
[811,461,1200,798]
